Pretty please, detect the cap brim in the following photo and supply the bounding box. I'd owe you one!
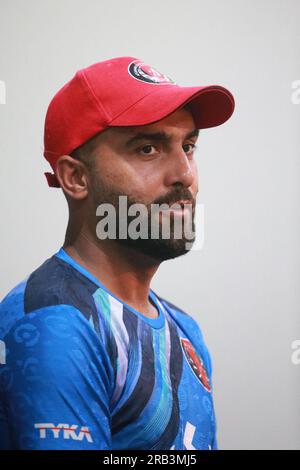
[109,84,235,129]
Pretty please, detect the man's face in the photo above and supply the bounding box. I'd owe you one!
[86,107,199,261]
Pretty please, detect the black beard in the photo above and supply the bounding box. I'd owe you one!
[116,233,195,262]
[90,175,196,262]
[115,211,196,262]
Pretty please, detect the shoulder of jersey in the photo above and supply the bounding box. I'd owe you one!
[0,253,100,336]
[154,293,198,324]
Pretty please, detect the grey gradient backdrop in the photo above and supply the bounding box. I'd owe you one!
[0,0,299,450]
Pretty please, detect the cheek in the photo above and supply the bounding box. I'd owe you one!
[129,166,166,202]
[93,153,128,189]
[94,154,158,201]
[191,160,199,190]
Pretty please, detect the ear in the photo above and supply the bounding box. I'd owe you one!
[55,155,89,200]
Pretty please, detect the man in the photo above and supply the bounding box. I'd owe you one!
[0,57,234,450]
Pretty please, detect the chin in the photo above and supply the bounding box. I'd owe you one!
[116,236,195,262]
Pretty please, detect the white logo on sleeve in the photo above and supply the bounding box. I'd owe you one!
[34,423,93,443]
[182,421,213,450]
[0,340,6,364]
[183,421,196,450]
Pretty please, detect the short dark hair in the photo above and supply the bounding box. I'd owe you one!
[70,132,100,170]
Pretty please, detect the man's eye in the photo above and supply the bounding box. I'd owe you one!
[138,144,157,155]
[183,143,197,154]
[137,143,197,156]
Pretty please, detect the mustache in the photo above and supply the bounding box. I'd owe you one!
[153,188,195,208]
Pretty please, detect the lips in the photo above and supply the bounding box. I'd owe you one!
[160,201,194,216]
[170,200,194,209]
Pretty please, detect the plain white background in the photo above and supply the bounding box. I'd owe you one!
[0,0,299,449]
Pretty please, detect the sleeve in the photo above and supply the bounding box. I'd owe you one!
[0,304,114,450]
[192,320,219,451]
[211,431,218,450]
[204,343,218,450]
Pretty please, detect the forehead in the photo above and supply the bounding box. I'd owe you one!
[103,107,196,141]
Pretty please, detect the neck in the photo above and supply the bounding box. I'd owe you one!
[63,221,161,318]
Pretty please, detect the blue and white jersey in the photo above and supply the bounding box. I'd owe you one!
[0,248,217,450]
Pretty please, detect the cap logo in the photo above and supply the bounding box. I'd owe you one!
[128,60,176,85]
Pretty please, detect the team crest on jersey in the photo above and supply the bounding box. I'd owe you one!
[180,338,211,393]
[128,60,176,85]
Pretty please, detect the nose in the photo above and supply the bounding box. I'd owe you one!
[163,148,195,188]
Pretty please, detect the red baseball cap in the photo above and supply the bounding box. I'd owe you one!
[44,56,235,188]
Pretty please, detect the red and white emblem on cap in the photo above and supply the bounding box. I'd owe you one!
[128,60,176,85]
[180,338,211,392]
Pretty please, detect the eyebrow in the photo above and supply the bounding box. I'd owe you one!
[124,128,199,148]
